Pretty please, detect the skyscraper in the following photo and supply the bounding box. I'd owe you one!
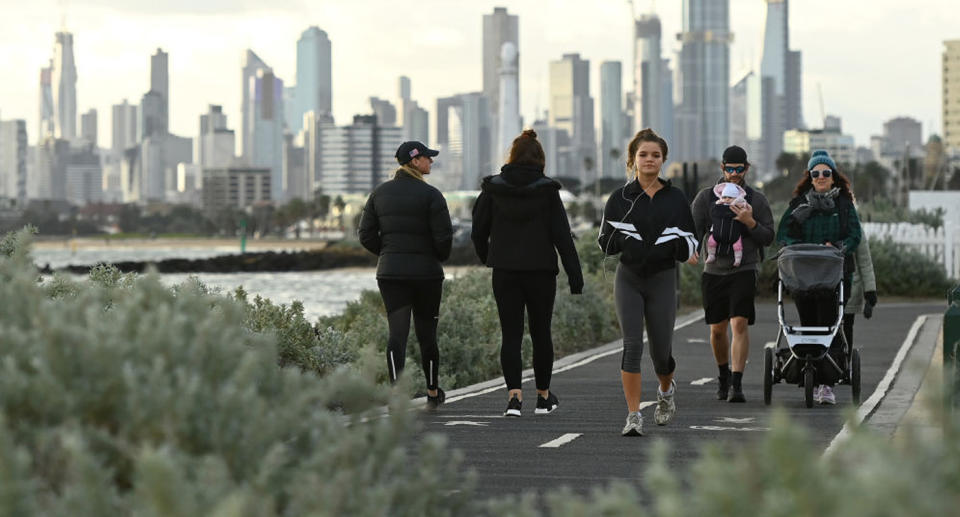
[294,26,332,133]
[944,40,960,152]
[197,104,235,169]
[600,61,625,179]
[150,49,169,136]
[38,62,55,142]
[434,93,491,190]
[549,53,595,183]
[483,7,519,125]
[370,97,397,127]
[483,8,518,167]
[497,42,521,160]
[51,31,77,141]
[0,119,27,203]
[80,109,97,147]
[248,69,285,201]
[241,50,269,159]
[111,100,137,152]
[676,0,731,162]
[634,15,663,133]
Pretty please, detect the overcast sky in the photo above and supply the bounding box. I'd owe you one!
[0,0,956,152]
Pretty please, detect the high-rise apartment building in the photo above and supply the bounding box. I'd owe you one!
[197,105,235,169]
[51,32,77,141]
[435,93,492,190]
[0,120,27,203]
[676,0,731,162]
[111,100,137,152]
[294,27,332,133]
[883,117,924,157]
[370,97,397,127]
[944,40,960,152]
[315,115,403,194]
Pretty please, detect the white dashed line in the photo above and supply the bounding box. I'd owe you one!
[539,433,582,448]
[690,377,714,385]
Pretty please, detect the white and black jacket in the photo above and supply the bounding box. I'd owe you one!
[597,178,698,278]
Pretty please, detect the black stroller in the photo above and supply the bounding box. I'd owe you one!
[763,244,861,408]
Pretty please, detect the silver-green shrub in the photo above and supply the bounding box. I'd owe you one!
[0,229,470,516]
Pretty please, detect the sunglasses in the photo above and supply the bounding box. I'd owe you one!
[810,169,833,179]
[724,166,746,174]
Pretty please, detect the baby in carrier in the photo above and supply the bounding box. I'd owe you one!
[705,182,748,267]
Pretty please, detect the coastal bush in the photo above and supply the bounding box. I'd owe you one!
[0,229,470,515]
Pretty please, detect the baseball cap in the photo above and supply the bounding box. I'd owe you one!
[395,141,439,165]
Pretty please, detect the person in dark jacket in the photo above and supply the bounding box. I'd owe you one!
[598,128,699,436]
[472,129,584,417]
[690,145,775,403]
[776,149,862,405]
[358,140,453,410]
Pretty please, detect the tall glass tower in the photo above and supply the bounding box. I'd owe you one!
[294,26,332,133]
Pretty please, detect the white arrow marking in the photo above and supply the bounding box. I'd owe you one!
[443,420,489,427]
[639,401,657,410]
[691,377,714,385]
[687,338,708,343]
[539,433,582,448]
[689,426,770,432]
[716,417,755,424]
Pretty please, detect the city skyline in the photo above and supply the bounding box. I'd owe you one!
[1,0,956,152]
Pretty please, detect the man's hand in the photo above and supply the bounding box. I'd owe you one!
[730,203,756,229]
[686,251,699,265]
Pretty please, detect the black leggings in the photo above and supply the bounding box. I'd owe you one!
[377,278,443,390]
[793,277,851,386]
[492,269,557,391]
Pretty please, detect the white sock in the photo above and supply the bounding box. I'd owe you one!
[659,384,675,396]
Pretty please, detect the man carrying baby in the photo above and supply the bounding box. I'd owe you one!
[690,145,775,403]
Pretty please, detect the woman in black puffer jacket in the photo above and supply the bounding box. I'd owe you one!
[358,141,453,410]
[472,129,583,417]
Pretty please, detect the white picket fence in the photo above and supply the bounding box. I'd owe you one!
[862,222,959,279]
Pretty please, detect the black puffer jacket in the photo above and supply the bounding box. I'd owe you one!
[598,178,698,278]
[471,164,584,293]
[358,168,453,280]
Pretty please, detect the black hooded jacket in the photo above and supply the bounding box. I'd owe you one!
[357,168,453,280]
[471,164,584,293]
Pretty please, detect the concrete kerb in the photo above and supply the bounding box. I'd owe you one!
[413,309,706,407]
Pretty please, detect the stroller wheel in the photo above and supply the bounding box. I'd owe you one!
[803,368,815,408]
[851,348,862,405]
[763,346,774,406]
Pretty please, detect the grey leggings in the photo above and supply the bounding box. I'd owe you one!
[614,264,678,375]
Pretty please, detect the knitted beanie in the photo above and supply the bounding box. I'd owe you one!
[807,149,837,171]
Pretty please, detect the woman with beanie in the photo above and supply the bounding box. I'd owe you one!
[358,141,453,410]
[776,149,863,405]
[598,128,699,436]
[472,129,584,417]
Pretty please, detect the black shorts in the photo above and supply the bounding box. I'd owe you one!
[701,270,757,325]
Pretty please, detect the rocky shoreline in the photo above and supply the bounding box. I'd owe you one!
[41,243,482,275]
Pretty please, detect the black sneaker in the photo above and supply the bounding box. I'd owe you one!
[728,385,746,403]
[535,392,559,415]
[503,395,522,417]
[717,376,730,401]
[426,387,445,411]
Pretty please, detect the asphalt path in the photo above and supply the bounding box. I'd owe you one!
[417,300,943,502]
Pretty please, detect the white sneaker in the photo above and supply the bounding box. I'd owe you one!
[654,379,677,426]
[813,384,823,404]
[622,411,643,436]
[819,385,836,405]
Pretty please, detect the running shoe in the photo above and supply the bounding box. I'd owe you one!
[503,395,522,417]
[654,379,677,426]
[621,411,643,436]
[535,391,559,415]
[717,375,730,401]
[728,384,746,403]
[813,385,823,404]
[819,385,836,405]
[426,387,445,411]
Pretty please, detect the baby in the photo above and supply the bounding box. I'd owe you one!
[705,182,748,266]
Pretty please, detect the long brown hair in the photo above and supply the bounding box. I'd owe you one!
[792,167,854,200]
[625,128,668,179]
[506,129,546,169]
